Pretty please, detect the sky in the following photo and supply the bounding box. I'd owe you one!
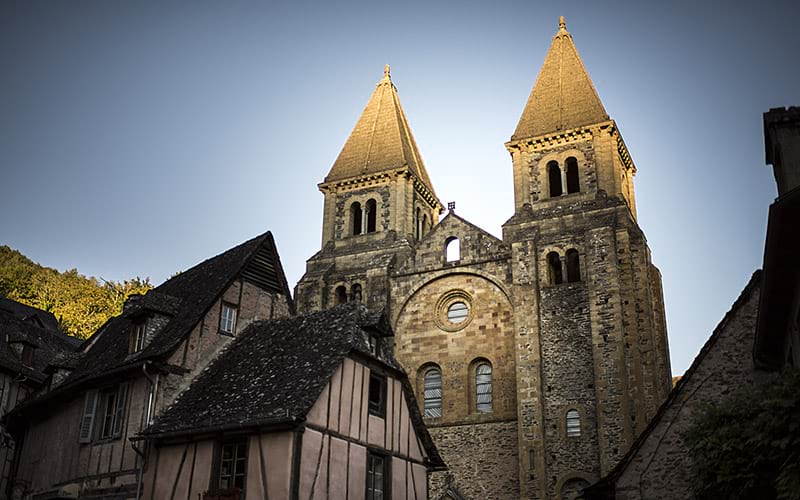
[1,0,798,376]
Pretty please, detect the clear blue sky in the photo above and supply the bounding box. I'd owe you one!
[2,0,798,376]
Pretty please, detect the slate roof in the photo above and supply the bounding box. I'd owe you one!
[512,17,609,141]
[0,297,62,333]
[0,310,79,384]
[323,66,438,200]
[10,231,292,412]
[141,303,445,468]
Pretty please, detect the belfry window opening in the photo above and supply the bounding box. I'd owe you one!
[351,283,362,303]
[335,285,347,305]
[547,251,563,285]
[445,237,460,262]
[566,157,580,194]
[366,199,377,233]
[350,202,363,235]
[548,161,563,197]
[566,249,581,283]
[415,207,422,240]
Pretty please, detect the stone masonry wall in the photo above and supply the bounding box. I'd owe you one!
[428,421,520,500]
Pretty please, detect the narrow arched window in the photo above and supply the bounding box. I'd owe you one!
[566,157,580,194]
[366,199,377,233]
[422,214,428,237]
[415,207,421,240]
[547,251,563,285]
[548,161,563,197]
[335,285,347,305]
[445,237,460,262]
[566,410,581,437]
[476,363,492,413]
[351,202,362,235]
[566,249,580,283]
[351,283,362,303]
[423,367,442,418]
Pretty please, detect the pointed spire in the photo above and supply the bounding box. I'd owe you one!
[324,66,436,196]
[512,16,609,141]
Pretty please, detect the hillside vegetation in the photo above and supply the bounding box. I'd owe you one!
[0,245,152,339]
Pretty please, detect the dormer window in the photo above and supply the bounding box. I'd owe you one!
[220,303,237,335]
[129,321,147,353]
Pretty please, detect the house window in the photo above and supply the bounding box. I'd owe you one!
[447,302,468,324]
[220,303,237,334]
[476,362,493,413]
[366,451,388,500]
[218,440,248,491]
[130,321,147,353]
[566,409,581,437]
[368,372,386,417]
[423,367,442,418]
[20,344,34,367]
[95,384,128,440]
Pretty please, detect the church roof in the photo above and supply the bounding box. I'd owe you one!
[324,66,436,195]
[512,17,609,141]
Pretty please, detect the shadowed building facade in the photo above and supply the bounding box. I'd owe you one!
[296,17,672,499]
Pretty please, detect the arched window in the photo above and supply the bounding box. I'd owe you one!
[547,251,563,285]
[366,199,377,233]
[351,283,362,303]
[334,285,347,305]
[445,237,460,262]
[566,157,580,194]
[548,161,563,197]
[422,214,428,237]
[566,409,581,437]
[423,367,442,418]
[350,202,362,236]
[566,249,580,283]
[476,362,493,413]
[415,207,421,240]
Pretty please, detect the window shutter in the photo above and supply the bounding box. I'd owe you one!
[112,384,128,437]
[79,390,98,443]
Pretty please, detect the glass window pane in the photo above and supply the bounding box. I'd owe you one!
[447,302,468,323]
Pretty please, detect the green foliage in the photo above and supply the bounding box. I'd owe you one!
[684,369,800,500]
[0,245,153,340]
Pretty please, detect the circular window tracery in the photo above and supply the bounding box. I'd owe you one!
[435,290,473,331]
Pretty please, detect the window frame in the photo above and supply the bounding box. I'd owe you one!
[368,372,387,418]
[130,320,147,353]
[213,438,248,494]
[83,383,128,443]
[566,409,582,438]
[366,449,390,500]
[219,302,238,335]
[475,362,493,414]
[422,366,442,419]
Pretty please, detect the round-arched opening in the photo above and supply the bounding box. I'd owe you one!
[447,302,468,324]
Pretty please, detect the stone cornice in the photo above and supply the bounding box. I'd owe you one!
[504,121,611,153]
[318,166,443,211]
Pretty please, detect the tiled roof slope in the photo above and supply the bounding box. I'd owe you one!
[324,66,436,196]
[0,310,79,383]
[56,231,291,389]
[512,17,609,141]
[0,297,62,333]
[142,303,444,467]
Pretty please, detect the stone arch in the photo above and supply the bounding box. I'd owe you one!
[556,473,594,500]
[392,269,512,329]
[468,357,493,414]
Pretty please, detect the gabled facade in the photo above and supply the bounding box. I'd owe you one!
[6,232,293,499]
[297,17,672,499]
[138,304,444,500]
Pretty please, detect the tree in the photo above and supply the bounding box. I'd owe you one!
[684,370,800,500]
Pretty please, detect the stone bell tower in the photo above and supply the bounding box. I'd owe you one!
[503,17,672,499]
[295,66,443,313]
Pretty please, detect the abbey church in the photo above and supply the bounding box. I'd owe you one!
[295,17,672,500]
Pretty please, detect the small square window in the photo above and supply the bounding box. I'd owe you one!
[368,373,386,418]
[220,303,237,335]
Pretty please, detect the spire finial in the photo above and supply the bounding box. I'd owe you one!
[384,64,391,79]
[559,16,566,30]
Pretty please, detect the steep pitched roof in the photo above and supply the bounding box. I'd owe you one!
[324,66,436,195]
[0,310,78,383]
[512,17,609,141]
[0,298,62,333]
[141,303,445,468]
[10,231,292,414]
